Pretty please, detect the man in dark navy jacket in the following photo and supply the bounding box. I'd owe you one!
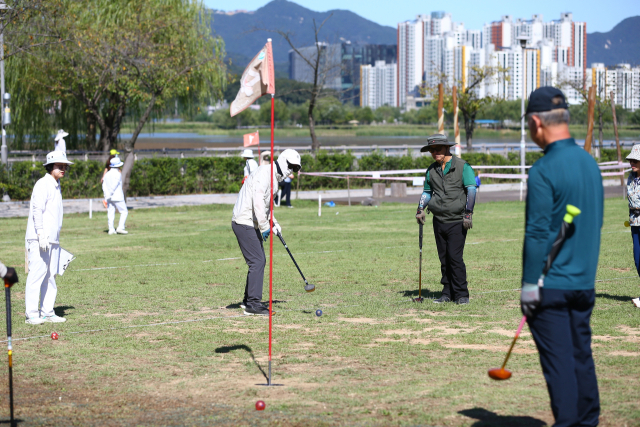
[521,87,603,427]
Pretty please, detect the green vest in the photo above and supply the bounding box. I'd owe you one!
[426,156,467,223]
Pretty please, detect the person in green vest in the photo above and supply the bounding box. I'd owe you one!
[415,134,477,305]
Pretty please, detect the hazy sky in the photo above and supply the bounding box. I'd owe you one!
[205,0,639,33]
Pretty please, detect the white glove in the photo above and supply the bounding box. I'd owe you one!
[38,233,50,252]
[273,222,282,236]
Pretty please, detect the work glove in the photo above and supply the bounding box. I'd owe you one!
[273,222,282,236]
[3,267,18,285]
[37,233,50,252]
[261,229,271,241]
[521,282,540,318]
[416,208,426,225]
[463,212,473,230]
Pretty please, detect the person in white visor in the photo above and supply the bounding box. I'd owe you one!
[24,151,73,325]
[231,149,302,316]
[102,156,129,235]
[54,129,69,153]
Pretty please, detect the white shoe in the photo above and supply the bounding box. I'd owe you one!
[116,228,128,235]
[108,229,117,235]
[632,297,640,308]
[25,316,45,325]
[42,315,67,323]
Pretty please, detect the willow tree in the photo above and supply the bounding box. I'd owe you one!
[10,0,226,189]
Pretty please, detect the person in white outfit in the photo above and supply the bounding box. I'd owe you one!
[231,149,302,316]
[54,129,68,153]
[24,151,73,325]
[242,149,259,180]
[102,156,128,235]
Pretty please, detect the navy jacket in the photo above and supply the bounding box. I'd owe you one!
[522,138,603,289]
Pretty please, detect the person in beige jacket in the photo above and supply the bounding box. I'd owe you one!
[231,149,301,316]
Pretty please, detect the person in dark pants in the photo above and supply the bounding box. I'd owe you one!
[231,149,302,316]
[415,134,477,305]
[624,144,640,307]
[520,87,603,427]
[281,173,294,207]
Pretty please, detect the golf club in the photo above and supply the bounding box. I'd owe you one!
[413,223,424,302]
[4,277,15,426]
[488,204,581,381]
[277,233,315,292]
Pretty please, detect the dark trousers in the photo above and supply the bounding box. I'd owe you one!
[432,218,469,300]
[527,288,600,427]
[231,222,265,310]
[631,226,640,278]
[282,181,292,206]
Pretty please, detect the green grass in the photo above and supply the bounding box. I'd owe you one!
[122,121,640,140]
[0,199,638,426]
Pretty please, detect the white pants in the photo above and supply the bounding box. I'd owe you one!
[25,241,60,318]
[108,200,128,231]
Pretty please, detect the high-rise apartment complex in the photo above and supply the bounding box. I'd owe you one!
[360,61,398,109]
[393,11,589,109]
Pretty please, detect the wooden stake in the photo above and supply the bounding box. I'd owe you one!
[437,83,444,134]
[584,85,596,153]
[610,91,625,193]
[452,86,460,155]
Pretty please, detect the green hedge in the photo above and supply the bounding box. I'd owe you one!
[0,149,612,201]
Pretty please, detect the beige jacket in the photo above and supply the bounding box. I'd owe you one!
[232,164,281,232]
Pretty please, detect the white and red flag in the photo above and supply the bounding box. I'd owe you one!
[243,130,260,147]
[230,40,275,117]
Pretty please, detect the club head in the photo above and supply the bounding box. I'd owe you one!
[304,283,315,292]
[624,220,630,227]
[488,368,512,380]
[412,297,424,303]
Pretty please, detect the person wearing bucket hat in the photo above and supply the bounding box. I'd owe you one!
[625,144,640,307]
[521,87,603,427]
[416,134,477,305]
[24,151,73,325]
[241,149,259,184]
[102,156,129,235]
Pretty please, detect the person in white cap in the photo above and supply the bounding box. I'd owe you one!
[102,156,128,235]
[231,149,301,316]
[24,151,73,324]
[54,129,69,153]
[242,149,259,180]
[625,144,640,307]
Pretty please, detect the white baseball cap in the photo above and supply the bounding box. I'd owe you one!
[43,150,73,166]
[241,149,254,158]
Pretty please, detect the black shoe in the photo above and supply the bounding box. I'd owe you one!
[240,302,268,310]
[244,306,270,316]
[456,297,470,305]
[433,296,451,303]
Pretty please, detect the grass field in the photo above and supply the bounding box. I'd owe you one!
[0,198,638,426]
[122,122,640,141]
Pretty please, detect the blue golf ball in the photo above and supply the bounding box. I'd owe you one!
[315,309,323,317]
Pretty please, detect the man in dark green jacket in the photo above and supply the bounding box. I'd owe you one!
[521,87,602,427]
[416,134,477,305]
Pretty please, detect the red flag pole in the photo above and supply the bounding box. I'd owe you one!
[268,93,275,386]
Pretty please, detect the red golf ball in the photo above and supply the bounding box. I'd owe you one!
[255,400,265,411]
[51,332,59,340]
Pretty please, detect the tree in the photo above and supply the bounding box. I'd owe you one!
[424,65,508,149]
[12,0,226,191]
[268,15,341,152]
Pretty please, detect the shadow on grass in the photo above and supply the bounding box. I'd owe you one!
[0,418,24,425]
[54,306,75,317]
[459,408,547,427]
[398,289,435,299]
[215,345,268,381]
[596,293,635,302]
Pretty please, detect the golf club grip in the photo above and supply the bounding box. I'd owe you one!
[5,286,10,338]
[542,220,569,277]
[419,223,423,249]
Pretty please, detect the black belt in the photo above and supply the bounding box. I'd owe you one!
[630,208,640,215]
